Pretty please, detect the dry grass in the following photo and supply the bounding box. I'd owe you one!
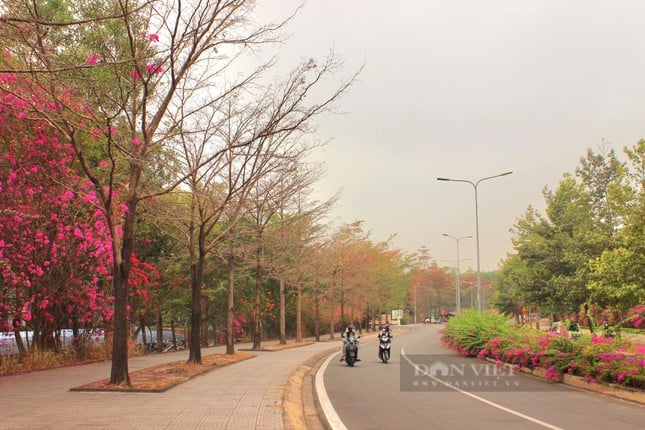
[71,352,256,392]
[0,345,110,376]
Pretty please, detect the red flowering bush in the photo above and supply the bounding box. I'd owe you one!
[624,305,645,329]
[0,78,114,351]
[442,312,645,389]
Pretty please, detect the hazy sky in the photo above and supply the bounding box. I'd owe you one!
[256,0,645,271]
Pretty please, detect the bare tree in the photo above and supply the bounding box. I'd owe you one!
[0,0,304,385]
[265,161,337,344]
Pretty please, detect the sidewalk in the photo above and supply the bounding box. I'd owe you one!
[0,339,340,430]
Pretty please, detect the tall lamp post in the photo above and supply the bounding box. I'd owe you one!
[437,171,512,313]
[442,234,472,314]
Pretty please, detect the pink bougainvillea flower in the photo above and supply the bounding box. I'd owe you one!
[149,33,159,42]
[83,191,97,203]
[129,70,142,81]
[545,366,561,382]
[86,54,102,65]
[61,190,75,201]
[4,50,11,57]
[145,63,163,74]
[132,138,141,146]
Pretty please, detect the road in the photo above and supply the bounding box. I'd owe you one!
[318,324,644,430]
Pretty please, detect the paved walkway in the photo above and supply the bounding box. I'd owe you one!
[0,339,340,430]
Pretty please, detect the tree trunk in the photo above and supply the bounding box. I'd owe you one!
[295,282,302,343]
[253,244,263,350]
[13,322,27,357]
[187,250,204,363]
[110,265,131,386]
[109,191,139,386]
[339,286,344,328]
[139,316,147,348]
[170,320,177,349]
[329,293,335,340]
[226,254,235,354]
[584,302,595,333]
[279,276,286,345]
[200,294,209,347]
[156,303,163,351]
[314,293,320,342]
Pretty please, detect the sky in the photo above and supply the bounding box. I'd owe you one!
[254,0,645,271]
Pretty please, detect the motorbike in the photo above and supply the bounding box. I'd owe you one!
[378,332,392,363]
[344,337,360,367]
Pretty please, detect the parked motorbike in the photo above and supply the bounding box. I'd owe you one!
[378,332,392,363]
[345,337,360,367]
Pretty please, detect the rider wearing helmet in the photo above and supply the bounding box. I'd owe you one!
[340,325,360,361]
[378,324,393,358]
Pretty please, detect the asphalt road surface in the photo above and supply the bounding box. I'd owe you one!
[318,324,644,430]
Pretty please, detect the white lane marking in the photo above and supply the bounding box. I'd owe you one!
[401,348,564,430]
[315,352,349,430]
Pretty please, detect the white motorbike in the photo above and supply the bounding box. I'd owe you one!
[378,332,392,363]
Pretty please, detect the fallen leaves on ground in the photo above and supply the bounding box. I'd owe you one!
[71,352,255,392]
[261,341,314,351]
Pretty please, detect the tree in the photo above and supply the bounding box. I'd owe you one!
[264,160,336,344]
[0,80,113,354]
[0,0,281,384]
[490,254,526,319]
[498,143,641,322]
[588,141,645,311]
[0,0,357,383]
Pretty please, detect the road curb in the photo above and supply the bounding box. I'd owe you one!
[283,345,338,430]
[486,358,645,405]
[282,330,402,430]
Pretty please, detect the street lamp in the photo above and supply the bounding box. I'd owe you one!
[442,234,472,314]
[437,171,513,313]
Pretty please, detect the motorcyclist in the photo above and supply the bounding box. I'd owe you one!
[378,325,393,358]
[340,325,360,362]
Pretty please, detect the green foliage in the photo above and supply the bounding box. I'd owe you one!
[440,309,512,356]
[589,248,644,311]
[497,143,643,317]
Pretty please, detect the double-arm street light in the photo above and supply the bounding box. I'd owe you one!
[437,171,513,313]
[442,234,472,314]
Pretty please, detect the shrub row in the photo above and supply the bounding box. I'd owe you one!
[441,310,645,389]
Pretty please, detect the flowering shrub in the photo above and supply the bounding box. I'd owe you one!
[442,312,645,389]
[625,305,645,329]
[440,309,512,357]
[579,304,645,329]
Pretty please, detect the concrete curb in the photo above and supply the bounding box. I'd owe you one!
[283,346,338,430]
[485,358,645,405]
[282,330,405,430]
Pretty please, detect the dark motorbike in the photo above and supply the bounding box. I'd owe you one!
[345,338,359,367]
[378,332,392,363]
